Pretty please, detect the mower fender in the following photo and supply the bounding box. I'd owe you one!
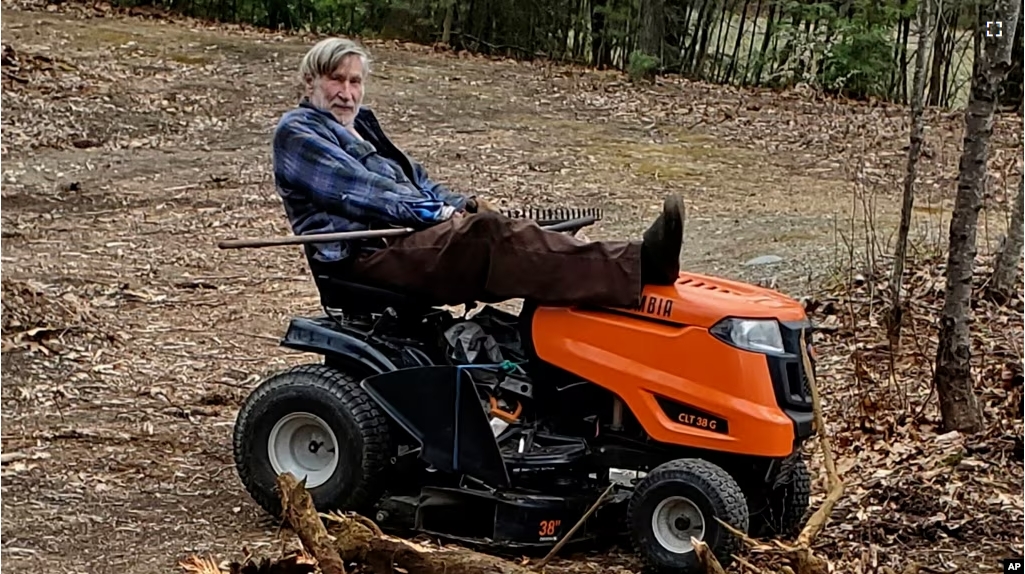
[280,316,398,374]
[361,365,512,489]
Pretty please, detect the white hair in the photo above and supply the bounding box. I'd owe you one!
[299,37,371,83]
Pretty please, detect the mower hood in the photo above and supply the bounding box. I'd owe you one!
[617,271,808,328]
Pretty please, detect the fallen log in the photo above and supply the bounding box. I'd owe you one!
[693,538,727,574]
[325,512,536,574]
[276,472,536,574]
[276,474,347,574]
[180,553,317,574]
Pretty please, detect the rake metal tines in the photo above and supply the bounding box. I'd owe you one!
[500,207,604,226]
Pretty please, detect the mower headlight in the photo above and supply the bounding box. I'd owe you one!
[710,318,785,355]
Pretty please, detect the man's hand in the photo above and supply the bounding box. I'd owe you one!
[469,196,500,213]
[439,205,458,221]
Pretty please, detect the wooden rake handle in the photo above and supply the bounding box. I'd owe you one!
[216,213,600,250]
[216,227,415,249]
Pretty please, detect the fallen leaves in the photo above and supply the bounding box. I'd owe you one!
[795,250,1025,572]
[0,278,107,357]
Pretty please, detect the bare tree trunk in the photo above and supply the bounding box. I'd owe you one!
[890,0,912,102]
[986,172,1025,303]
[741,0,764,84]
[639,0,664,60]
[997,15,1023,111]
[927,5,948,106]
[441,0,455,44]
[578,0,592,61]
[725,0,752,83]
[692,0,719,78]
[770,8,802,82]
[887,0,935,349]
[591,0,609,67]
[938,15,960,105]
[898,7,912,102]
[710,0,733,81]
[933,0,1021,434]
[684,0,709,75]
[793,17,814,81]
[753,0,778,84]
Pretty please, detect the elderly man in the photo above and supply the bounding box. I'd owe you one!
[272,37,685,308]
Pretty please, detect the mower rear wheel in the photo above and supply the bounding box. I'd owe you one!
[233,363,390,517]
[627,458,748,573]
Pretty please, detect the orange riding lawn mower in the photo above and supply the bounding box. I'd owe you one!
[225,208,817,573]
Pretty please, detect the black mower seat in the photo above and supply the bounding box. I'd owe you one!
[313,274,430,315]
[302,245,434,315]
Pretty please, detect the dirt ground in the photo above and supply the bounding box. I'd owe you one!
[1,3,1022,574]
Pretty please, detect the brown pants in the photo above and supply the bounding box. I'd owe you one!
[342,211,644,308]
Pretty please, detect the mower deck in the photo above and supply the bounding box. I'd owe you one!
[376,484,612,549]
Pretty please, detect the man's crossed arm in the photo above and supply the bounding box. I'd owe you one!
[273,116,470,229]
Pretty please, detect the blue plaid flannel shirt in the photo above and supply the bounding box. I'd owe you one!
[272,102,469,262]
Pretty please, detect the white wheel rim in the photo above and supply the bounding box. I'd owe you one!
[267,412,339,488]
[651,495,706,554]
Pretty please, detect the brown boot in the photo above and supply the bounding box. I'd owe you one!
[641,194,685,285]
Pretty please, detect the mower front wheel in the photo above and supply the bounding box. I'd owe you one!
[751,455,812,539]
[233,363,390,517]
[627,458,748,574]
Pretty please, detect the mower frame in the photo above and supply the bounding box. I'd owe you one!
[232,211,816,573]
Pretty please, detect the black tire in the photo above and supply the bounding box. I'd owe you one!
[627,458,748,574]
[233,363,390,517]
[751,456,812,539]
